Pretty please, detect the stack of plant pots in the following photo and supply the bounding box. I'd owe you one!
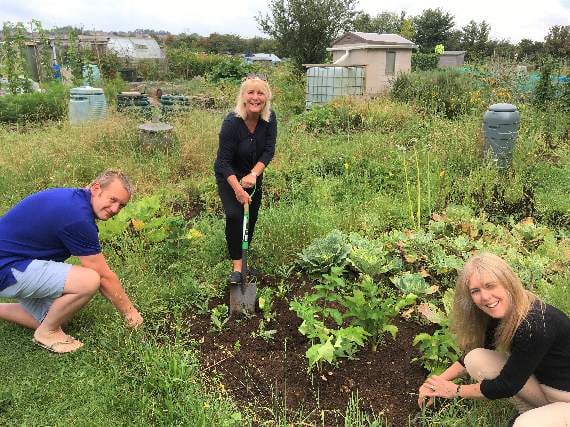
[116,92,152,118]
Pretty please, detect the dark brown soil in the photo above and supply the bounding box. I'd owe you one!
[179,275,428,426]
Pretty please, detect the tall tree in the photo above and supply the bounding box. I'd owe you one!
[486,39,517,59]
[413,8,455,52]
[399,18,416,41]
[445,29,462,51]
[256,0,357,68]
[460,20,490,61]
[517,39,544,62]
[352,11,401,34]
[544,25,570,60]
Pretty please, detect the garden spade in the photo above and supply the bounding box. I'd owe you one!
[229,201,256,315]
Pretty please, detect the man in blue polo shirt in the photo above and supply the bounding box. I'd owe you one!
[0,170,143,353]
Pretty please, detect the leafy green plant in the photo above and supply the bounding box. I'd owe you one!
[413,328,460,375]
[390,272,436,296]
[98,195,184,243]
[342,276,417,351]
[413,289,461,374]
[0,21,31,94]
[347,233,403,277]
[251,320,277,342]
[207,56,253,83]
[258,287,277,323]
[412,52,439,71]
[289,298,369,372]
[307,267,348,325]
[297,229,350,274]
[210,304,229,332]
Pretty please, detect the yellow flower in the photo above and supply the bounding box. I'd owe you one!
[218,383,226,392]
[186,228,204,240]
[343,162,350,170]
[203,402,210,409]
[439,170,445,177]
[131,219,145,231]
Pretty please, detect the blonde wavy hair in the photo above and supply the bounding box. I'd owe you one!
[452,252,538,352]
[234,77,272,122]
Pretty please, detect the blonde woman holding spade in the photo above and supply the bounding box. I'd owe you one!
[214,75,276,284]
[418,253,570,426]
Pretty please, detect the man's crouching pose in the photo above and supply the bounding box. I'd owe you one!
[0,170,143,353]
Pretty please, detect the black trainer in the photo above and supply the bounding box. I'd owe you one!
[228,271,243,284]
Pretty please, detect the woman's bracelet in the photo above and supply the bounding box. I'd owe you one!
[456,384,461,397]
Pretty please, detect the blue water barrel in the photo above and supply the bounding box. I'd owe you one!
[483,103,520,168]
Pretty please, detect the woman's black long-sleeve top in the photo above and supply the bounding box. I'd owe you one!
[214,111,277,182]
[464,301,570,400]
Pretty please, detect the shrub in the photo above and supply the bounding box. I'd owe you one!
[297,100,363,133]
[412,52,439,71]
[390,69,481,118]
[533,61,556,106]
[270,61,306,118]
[0,82,67,123]
[166,48,226,79]
[207,56,253,83]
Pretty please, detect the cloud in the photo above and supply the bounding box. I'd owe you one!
[1,0,568,41]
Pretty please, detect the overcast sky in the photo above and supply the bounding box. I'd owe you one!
[2,0,569,43]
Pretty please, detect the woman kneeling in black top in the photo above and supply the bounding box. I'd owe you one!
[213,75,277,284]
[418,252,570,426]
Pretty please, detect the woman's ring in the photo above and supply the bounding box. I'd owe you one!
[430,385,436,391]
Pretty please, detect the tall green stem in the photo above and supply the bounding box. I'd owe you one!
[414,146,421,229]
[402,154,414,228]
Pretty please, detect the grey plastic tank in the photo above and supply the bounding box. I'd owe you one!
[68,96,90,124]
[69,86,107,124]
[483,103,520,168]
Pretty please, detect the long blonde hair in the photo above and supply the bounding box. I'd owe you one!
[234,77,272,122]
[453,252,537,352]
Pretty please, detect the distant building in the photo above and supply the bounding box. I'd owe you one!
[107,36,164,61]
[326,32,416,94]
[438,51,466,68]
[243,53,281,65]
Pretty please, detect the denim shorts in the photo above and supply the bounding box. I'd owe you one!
[0,260,71,322]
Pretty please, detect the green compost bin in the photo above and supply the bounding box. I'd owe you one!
[483,103,520,169]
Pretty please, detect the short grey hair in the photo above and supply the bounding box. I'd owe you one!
[90,170,134,196]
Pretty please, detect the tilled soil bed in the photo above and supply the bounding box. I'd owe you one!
[180,275,428,426]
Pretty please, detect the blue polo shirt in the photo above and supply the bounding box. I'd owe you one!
[0,188,101,290]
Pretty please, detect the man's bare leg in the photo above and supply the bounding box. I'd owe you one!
[33,265,100,351]
[0,303,40,329]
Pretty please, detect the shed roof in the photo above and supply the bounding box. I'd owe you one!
[332,32,415,48]
[107,36,164,59]
[244,53,281,62]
